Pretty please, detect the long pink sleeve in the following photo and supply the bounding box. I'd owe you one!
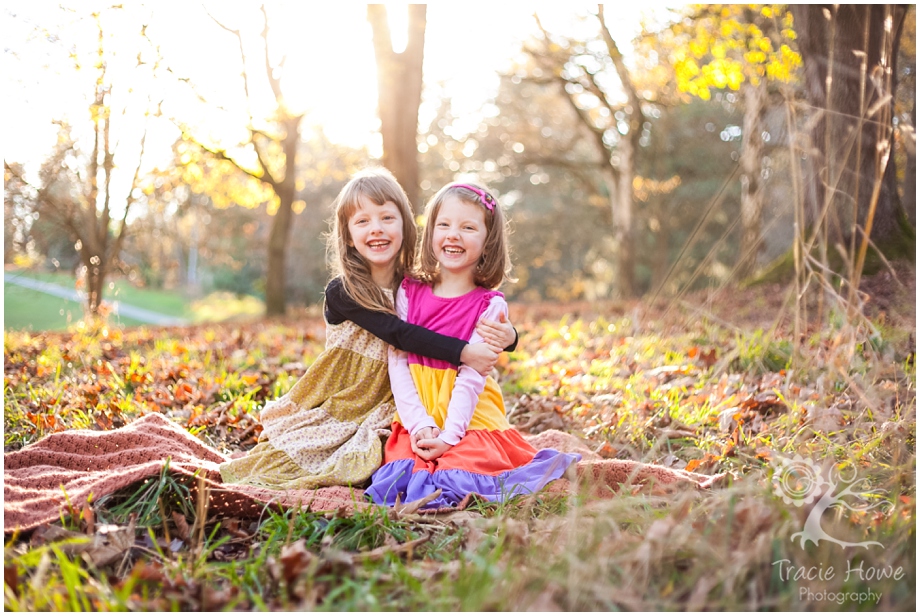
[439,295,508,445]
[388,285,438,435]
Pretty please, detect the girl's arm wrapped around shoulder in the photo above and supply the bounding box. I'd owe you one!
[324,277,467,364]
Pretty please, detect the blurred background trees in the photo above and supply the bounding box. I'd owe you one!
[4,3,915,322]
[169,4,305,316]
[5,8,160,315]
[791,4,912,299]
[367,4,427,213]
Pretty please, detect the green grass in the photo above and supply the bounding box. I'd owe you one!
[3,282,146,331]
[7,270,191,318]
[4,270,268,331]
[2,280,915,610]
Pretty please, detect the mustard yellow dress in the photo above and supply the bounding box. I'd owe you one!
[219,318,395,490]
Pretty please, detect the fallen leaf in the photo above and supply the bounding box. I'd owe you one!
[223,517,250,540]
[171,512,190,541]
[391,488,443,517]
[5,566,19,597]
[83,517,136,567]
[81,503,95,535]
[699,348,718,368]
[279,539,313,590]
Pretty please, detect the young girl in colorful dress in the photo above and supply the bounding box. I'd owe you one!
[365,183,580,508]
[220,169,517,491]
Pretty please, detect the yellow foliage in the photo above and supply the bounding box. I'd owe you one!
[744,50,767,64]
[689,39,708,59]
[633,174,682,202]
[674,56,701,82]
[667,4,801,100]
[727,68,744,90]
[187,163,202,182]
[265,195,281,216]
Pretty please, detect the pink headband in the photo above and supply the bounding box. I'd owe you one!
[451,184,496,213]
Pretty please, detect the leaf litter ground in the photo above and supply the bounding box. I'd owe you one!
[3,264,915,610]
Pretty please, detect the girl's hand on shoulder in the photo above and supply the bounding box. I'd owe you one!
[476,312,516,349]
[460,342,500,376]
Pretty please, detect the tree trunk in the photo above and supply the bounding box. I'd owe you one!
[367,4,426,212]
[651,210,671,294]
[904,99,916,227]
[614,139,636,298]
[83,251,105,316]
[264,114,301,317]
[791,4,908,249]
[602,164,635,299]
[738,78,767,277]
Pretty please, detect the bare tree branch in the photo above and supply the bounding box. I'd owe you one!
[597,4,645,130]
[192,138,273,187]
[260,5,284,106]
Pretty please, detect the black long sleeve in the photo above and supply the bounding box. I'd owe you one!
[324,278,467,365]
[505,328,518,353]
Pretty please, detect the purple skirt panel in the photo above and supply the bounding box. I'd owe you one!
[365,449,581,508]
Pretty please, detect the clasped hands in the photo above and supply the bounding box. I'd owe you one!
[410,426,451,461]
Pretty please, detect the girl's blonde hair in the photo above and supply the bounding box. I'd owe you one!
[417,182,513,290]
[327,167,417,314]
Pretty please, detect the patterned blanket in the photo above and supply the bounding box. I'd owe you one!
[3,413,722,533]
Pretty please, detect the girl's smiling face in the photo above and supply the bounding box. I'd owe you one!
[431,195,488,277]
[347,195,404,283]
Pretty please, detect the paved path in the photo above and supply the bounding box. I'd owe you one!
[4,273,189,326]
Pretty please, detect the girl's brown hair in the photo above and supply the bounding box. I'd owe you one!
[417,182,513,290]
[327,167,417,314]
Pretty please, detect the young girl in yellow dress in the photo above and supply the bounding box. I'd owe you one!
[366,182,579,508]
[220,169,517,490]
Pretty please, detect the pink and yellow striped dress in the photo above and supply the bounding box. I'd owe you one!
[365,278,579,508]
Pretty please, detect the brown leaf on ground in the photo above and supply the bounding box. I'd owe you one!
[83,517,136,567]
[515,410,567,434]
[80,503,95,535]
[5,565,20,597]
[30,525,88,553]
[171,512,191,541]
[31,519,138,568]
[356,532,431,562]
[279,539,313,590]
[222,517,251,540]
[390,488,443,517]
